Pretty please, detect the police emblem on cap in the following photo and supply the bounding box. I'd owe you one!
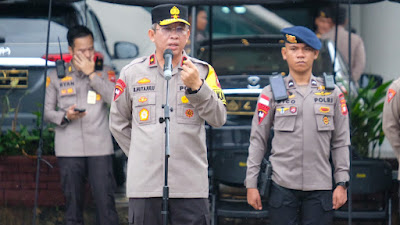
[320,11,326,18]
[170,6,180,19]
[281,26,322,50]
[286,34,297,43]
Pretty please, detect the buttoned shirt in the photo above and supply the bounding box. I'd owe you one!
[245,74,350,191]
[44,63,115,157]
[109,52,227,198]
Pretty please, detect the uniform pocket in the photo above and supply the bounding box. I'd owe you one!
[319,191,333,211]
[314,103,335,131]
[59,94,76,110]
[133,92,156,125]
[274,105,298,132]
[176,92,202,125]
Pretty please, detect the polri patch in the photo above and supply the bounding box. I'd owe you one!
[114,79,126,101]
[388,88,396,103]
[257,94,270,125]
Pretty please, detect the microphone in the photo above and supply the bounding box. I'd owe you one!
[163,49,173,80]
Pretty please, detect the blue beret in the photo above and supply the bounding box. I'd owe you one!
[281,26,322,50]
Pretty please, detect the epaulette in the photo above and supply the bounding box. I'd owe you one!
[189,57,208,66]
[122,56,147,70]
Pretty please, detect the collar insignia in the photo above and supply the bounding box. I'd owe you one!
[149,54,155,66]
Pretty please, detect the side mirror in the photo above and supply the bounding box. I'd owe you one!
[359,74,383,89]
[114,41,139,59]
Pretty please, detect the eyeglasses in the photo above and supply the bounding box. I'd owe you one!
[155,26,188,36]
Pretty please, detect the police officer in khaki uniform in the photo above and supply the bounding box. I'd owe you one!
[44,26,119,225]
[382,79,400,216]
[321,6,366,83]
[245,26,350,225]
[109,4,226,225]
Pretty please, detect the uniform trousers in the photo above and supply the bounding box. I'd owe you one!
[268,182,333,225]
[58,156,119,225]
[128,198,210,225]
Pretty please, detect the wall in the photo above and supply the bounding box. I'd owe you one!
[357,2,400,158]
[0,156,64,206]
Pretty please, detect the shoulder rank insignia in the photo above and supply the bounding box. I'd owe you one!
[311,79,317,87]
[149,54,156,66]
[288,80,294,88]
[181,56,187,67]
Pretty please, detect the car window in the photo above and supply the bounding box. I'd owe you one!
[211,6,282,37]
[0,4,81,43]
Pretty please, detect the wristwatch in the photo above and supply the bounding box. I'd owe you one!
[63,114,70,124]
[187,80,204,94]
[336,181,349,189]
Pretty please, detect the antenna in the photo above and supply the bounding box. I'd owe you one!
[58,37,63,61]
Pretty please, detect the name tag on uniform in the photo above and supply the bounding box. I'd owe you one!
[87,90,97,104]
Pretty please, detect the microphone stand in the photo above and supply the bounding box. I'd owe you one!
[160,66,172,225]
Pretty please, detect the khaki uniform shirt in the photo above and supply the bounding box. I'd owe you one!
[245,74,350,191]
[382,78,400,180]
[109,52,227,198]
[44,63,115,157]
[322,25,366,83]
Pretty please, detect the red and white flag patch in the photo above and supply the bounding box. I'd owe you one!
[114,79,126,101]
[387,88,396,103]
[257,94,270,125]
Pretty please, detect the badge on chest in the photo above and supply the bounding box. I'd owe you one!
[59,76,76,96]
